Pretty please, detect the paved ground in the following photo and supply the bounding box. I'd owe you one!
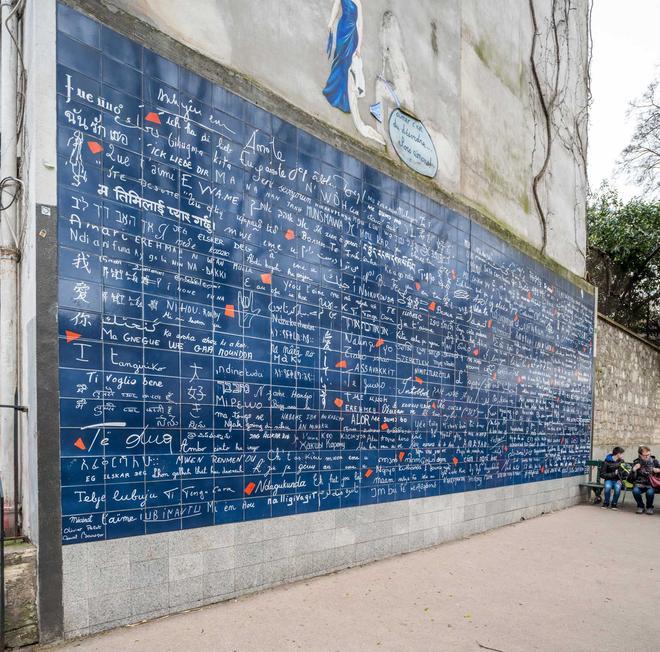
[49,501,659,652]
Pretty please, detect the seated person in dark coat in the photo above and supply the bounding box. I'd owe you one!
[599,446,626,510]
[628,446,660,515]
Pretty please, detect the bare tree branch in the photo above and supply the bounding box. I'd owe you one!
[619,77,660,199]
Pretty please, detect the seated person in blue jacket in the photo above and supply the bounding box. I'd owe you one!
[629,446,660,515]
[599,446,626,509]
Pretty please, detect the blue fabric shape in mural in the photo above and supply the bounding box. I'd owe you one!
[323,0,358,113]
[370,102,383,123]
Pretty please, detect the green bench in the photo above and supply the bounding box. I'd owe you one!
[580,459,630,505]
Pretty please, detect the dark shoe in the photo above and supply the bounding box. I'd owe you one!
[601,502,609,508]
[646,508,655,515]
[611,504,618,510]
[636,507,645,514]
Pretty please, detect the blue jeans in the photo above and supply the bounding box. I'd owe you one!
[632,486,655,508]
[603,480,621,505]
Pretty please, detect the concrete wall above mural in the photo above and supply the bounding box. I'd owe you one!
[90,0,591,278]
[321,1,438,176]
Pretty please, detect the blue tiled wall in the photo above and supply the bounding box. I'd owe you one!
[56,3,594,543]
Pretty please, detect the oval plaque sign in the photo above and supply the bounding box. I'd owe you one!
[388,109,438,178]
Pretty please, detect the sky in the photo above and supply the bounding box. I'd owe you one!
[588,0,660,198]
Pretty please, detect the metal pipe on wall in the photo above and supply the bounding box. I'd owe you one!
[0,0,21,536]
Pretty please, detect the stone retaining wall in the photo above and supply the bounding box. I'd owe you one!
[593,316,660,459]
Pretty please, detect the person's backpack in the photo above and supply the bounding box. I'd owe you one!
[619,462,633,488]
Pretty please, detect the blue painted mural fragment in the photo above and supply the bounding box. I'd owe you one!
[56,3,594,544]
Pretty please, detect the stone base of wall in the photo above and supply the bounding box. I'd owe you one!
[61,477,582,638]
[4,541,38,648]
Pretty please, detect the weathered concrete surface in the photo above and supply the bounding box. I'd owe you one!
[47,504,660,652]
[4,541,38,647]
[593,316,660,458]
